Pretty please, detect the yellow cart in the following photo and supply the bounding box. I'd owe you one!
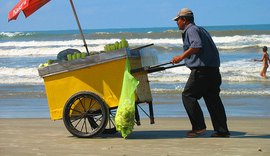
[38,46,156,138]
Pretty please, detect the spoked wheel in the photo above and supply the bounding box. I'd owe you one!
[63,91,109,138]
[102,108,117,134]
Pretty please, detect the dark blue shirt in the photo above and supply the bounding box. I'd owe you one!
[182,23,220,68]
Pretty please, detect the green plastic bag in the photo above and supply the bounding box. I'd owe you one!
[115,59,139,138]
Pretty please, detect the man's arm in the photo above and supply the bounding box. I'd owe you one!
[171,48,200,64]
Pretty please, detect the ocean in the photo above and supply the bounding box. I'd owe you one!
[1,24,270,118]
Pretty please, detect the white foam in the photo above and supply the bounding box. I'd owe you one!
[151,88,270,96]
[0,47,69,56]
[0,32,32,37]
[0,67,42,84]
[1,34,270,57]
[158,59,264,82]
[213,35,270,50]
[0,40,77,47]
[220,59,263,82]
[221,89,270,96]
[148,67,190,82]
[0,64,269,96]
[0,45,104,56]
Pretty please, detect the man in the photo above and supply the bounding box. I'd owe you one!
[171,8,230,137]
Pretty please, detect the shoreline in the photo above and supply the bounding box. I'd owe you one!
[1,94,270,119]
[1,117,269,156]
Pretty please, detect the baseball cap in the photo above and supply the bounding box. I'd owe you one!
[172,8,193,21]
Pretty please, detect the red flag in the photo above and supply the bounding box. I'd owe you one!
[8,0,50,21]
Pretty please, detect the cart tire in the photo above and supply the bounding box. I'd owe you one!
[63,91,109,138]
[102,109,117,134]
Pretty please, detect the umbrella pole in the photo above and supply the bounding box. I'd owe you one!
[69,0,90,55]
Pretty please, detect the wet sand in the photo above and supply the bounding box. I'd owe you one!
[0,117,269,156]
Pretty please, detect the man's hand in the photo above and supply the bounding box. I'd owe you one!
[171,48,200,64]
[171,55,183,64]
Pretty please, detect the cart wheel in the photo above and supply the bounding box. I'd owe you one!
[63,91,109,138]
[102,108,117,134]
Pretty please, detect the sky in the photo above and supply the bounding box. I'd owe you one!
[0,0,270,32]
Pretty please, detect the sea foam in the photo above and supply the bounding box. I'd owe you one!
[1,34,270,56]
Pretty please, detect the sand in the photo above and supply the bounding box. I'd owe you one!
[0,117,269,156]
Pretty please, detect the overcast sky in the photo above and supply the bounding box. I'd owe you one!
[0,0,269,31]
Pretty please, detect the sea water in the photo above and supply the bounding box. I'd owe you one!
[1,24,270,118]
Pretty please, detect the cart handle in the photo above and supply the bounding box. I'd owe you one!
[148,62,172,68]
[131,43,154,51]
[131,63,185,74]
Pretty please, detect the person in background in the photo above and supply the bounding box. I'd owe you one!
[171,8,230,137]
[254,46,270,79]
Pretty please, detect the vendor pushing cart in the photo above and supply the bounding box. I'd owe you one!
[8,0,184,138]
[38,45,184,138]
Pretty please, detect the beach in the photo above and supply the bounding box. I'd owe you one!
[1,25,270,155]
[0,117,269,156]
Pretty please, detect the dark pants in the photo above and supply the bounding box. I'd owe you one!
[182,67,229,134]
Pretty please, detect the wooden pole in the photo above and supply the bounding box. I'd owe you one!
[69,0,90,55]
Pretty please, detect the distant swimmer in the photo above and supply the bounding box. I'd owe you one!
[254,46,270,79]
